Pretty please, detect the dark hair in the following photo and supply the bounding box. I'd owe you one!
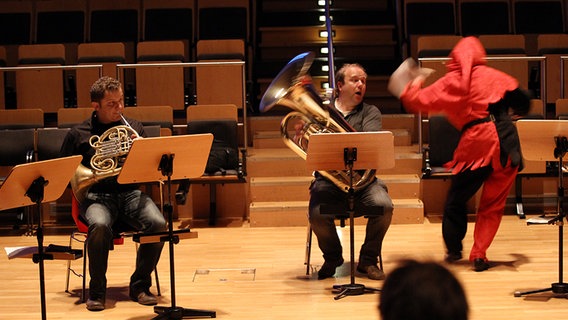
[379,260,469,320]
[90,76,122,103]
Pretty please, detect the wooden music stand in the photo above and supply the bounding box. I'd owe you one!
[117,134,215,319]
[306,131,394,300]
[514,120,568,297]
[0,155,82,320]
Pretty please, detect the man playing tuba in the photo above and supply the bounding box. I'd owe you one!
[304,64,394,280]
[60,76,166,311]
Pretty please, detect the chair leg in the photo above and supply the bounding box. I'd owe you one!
[65,234,73,293]
[82,240,87,302]
[154,267,161,296]
[305,224,313,276]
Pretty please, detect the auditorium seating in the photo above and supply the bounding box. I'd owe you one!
[142,0,195,43]
[513,0,564,34]
[35,0,86,45]
[75,42,125,108]
[16,44,66,113]
[135,41,187,110]
[537,34,568,105]
[458,0,512,36]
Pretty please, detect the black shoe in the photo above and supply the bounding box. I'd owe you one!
[473,258,490,272]
[356,264,385,280]
[445,252,462,263]
[130,288,158,306]
[317,258,344,280]
[86,297,105,311]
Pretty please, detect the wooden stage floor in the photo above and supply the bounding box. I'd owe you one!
[0,214,567,320]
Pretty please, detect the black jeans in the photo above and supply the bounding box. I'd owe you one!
[81,189,166,299]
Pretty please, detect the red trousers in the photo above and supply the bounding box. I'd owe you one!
[442,162,518,261]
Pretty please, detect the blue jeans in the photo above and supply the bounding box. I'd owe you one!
[308,175,393,267]
[81,189,166,299]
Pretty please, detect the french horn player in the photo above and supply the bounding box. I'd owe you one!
[60,76,166,312]
[260,53,394,280]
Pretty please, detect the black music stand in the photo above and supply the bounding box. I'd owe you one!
[514,120,568,297]
[0,155,82,320]
[306,131,395,300]
[117,134,216,319]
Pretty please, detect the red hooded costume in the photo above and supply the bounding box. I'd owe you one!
[399,36,529,264]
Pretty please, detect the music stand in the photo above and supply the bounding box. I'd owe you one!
[0,155,82,320]
[514,120,568,297]
[306,131,395,300]
[117,134,216,319]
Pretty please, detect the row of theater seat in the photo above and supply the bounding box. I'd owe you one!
[415,34,568,107]
[0,39,247,112]
[0,0,250,46]
[404,0,566,38]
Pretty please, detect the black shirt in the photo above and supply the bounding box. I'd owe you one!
[60,111,146,193]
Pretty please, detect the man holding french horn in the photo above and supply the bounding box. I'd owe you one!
[60,76,166,311]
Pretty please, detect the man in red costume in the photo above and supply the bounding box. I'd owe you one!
[389,36,530,271]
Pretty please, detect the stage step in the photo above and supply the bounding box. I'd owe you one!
[248,113,418,147]
[249,198,424,227]
[249,174,420,202]
[246,147,423,177]
[252,129,411,148]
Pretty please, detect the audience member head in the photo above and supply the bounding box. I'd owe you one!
[379,259,469,320]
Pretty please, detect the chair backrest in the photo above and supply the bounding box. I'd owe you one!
[76,42,125,108]
[0,109,44,129]
[122,105,174,136]
[57,107,93,128]
[513,0,564,34]
[0,0,32,45]
[135,41,187,110]
[142,0,195,43]
[186,104,239,174]
[0,128,35,166]
[427,115,461,168]
[458,0,511,36]
[35,0,86,44]
[537,34,568,104]
[36,128,71,161]
[16,44,66,112]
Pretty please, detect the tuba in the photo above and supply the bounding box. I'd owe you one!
[70,123,139,203]
[259,52,376,192]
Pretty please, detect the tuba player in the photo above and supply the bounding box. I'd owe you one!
[303,64,394,280]
[60,76,166,311]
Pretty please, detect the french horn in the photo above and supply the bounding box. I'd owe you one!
[70,124,139,203]
[259,52,376,192]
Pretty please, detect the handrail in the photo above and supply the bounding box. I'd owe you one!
[0,64,103,72]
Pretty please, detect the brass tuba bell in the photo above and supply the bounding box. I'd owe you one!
[259,52,376,192]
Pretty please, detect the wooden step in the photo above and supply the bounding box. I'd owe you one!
[253,129,411,148]
[247,147,423,177]
[249,174,421,202]
[249,198,424,227]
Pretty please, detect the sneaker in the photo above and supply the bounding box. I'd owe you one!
[356,264,385,280]
[473,258,490,272]
[317,258,344,280]
[86,297,105,311]
[130,288,158,306]
[445,252,462,263]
